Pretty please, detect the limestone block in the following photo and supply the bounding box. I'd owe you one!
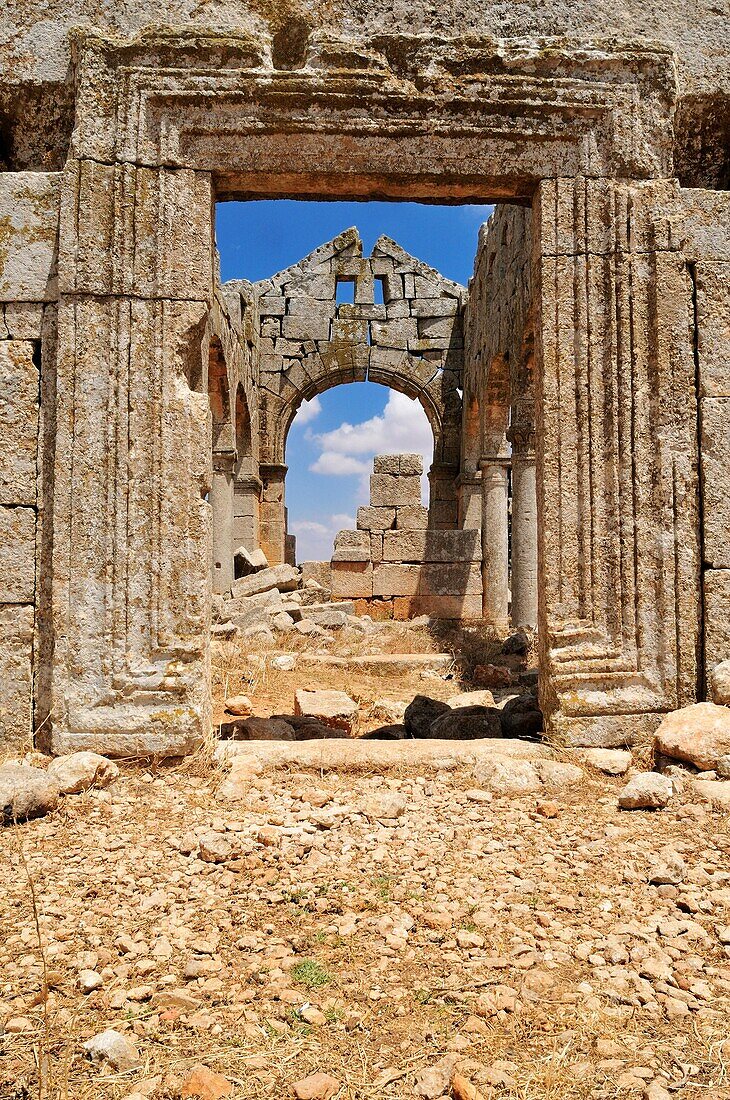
[330,561,373,599]
[696,263,730,397]
[59,162,212,300]
[300,561,332,589]
[410,298,459,317]
[369,474,421,507]
[282,274,335,299]
[373,562,482,596]
[370,319,418,350]
[259,296,286,316]
[0,341,39,506]
[332,530,370,562]
[0,507,35,602]
[382,529,481,563]
[398,454,424,475]
[0,173,59,302]
[408,594,483,619]
[396,506,429,529]
[0,605,33,749]
[282,315,331,341]
[4,304,44,340]
[356,506,395,531]
[700,397,730,567]
[373,454,400,475]
[704,569,730,669]
[288,296,337,318]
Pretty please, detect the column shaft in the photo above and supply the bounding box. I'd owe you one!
[510,443,538,629]
[480,458,510,628]
[210,453,235,593]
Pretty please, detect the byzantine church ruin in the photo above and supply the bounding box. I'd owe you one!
[0,12,729,760]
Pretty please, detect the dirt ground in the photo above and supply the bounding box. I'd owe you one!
[3,628,730,1100]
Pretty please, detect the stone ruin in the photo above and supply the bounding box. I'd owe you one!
[0,9,728,759]
[329,453,482,621]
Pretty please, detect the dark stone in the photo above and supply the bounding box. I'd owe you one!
[427,705,503,740]
[502,631,529,655]
[499,693,544,739]
[271,714,347,740]
[404,695,450,738]
[361,724,408,740]
[218,717,296,741]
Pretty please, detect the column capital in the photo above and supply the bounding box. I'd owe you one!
[258,462,288,481]
[479,454,511,470]
[506,423,536,456]
[233,474,263,493]
[212,449,236,473]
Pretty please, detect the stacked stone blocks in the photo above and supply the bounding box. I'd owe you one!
[330,454,482,618]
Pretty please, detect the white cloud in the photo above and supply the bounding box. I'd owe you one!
[309,452,371,477]
[290,513,355,562]
[292,395,322,426]
[308,390,433,503]
[312,390,433,459]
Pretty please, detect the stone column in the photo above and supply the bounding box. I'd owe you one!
[480,454,510,629]
[210,452,235,593]
[508,424,537,629]
[258,463,287,565]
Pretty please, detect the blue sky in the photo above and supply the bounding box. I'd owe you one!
[216,200,493,560]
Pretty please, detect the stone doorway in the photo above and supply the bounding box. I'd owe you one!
[42,30,710,757]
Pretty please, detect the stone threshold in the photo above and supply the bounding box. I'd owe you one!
[214,736,553,773]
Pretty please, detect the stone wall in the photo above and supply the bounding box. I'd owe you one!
[224,228,465,564]
[0,172,59,749]
[330,454,482,619]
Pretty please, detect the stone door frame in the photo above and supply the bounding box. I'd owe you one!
[47,28,697,753]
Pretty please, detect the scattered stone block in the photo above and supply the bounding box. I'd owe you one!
[654,702,730,770]
[448,689,496,708]
[233,545,268,577]
[48,752,119,794]
[0,764,60,824]
[294,689,358,734]
[230,563,299,599]
[618,772,673,810]
[83,1029,140,1073]
[224,695,253,716]
[404,695,450,738]
[428,706,502,740]
[710,661,730,705]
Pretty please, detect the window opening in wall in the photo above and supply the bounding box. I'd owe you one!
[335,277,355,304]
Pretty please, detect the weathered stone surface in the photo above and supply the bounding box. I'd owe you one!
[577,748,632,774]
[710,661,730,706]
[83,1029,140,1072]
[428,706,502,740]
[361,723,408,739]
[704,570,730,669]
[472,758,541,796]
[0,604,33,748]
[404,695,450,738]
[294,689,359,734]
[230,564,299,598]
[0,174,59,301]
[233,545,268,575]
[700,397,730,568]
[696,262,730,397]
[618,773,673,810]
[219,716,296,741]
[369,473,422,508]
[0,506,35,602]
[0,341,39,506]
[382,529,480,563]
[0,764,59,824]
[330,561,373,598]
[47,752,119,794]
[356,506,396,531]
[395,505,429,529]
[654,702,730,770]
[373,563,482,597]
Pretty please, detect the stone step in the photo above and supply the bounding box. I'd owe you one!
[215,736,554,774]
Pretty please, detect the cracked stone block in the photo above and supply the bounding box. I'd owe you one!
[0,507,35,602]
[0,341,39,506]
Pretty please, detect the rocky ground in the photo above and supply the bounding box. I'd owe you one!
[3,740,730,1099]
[4,614,730,1100]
